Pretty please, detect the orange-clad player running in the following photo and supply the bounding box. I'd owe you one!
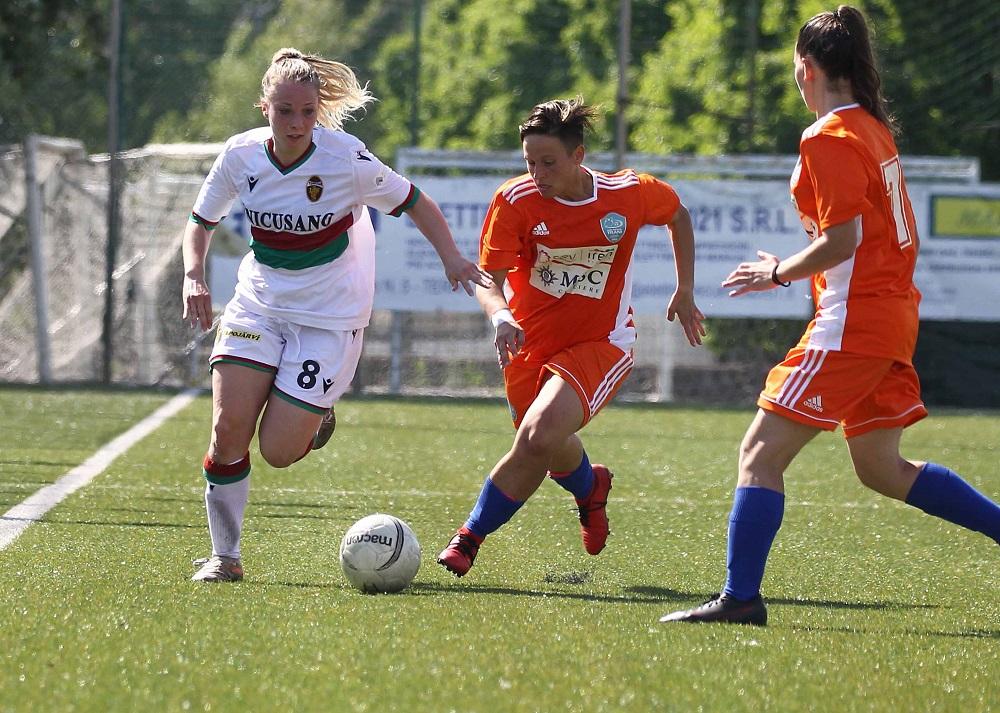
[437,98,706,577]
[660,5,1000,626]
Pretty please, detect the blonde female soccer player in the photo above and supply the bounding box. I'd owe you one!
[660,6,1000,625]
[182,48,490,582]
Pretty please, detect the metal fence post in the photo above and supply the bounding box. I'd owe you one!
[24,135,52,384]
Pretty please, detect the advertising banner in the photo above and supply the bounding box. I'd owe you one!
[212,175,1000,321]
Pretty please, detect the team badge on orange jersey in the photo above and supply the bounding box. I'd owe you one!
[306,175,323,202]
[600,212,627,243]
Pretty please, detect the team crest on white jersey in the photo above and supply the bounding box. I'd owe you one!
[306,175,323,202]
[531,222,550,236]
[600,212,627,243]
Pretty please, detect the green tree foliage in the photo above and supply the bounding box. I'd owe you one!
[406,0,585,150]
[155,0,411,152]
[881,0,1000,177]
[0,0,996,179]
[0,0,265,151]
[376,0,669,153]
[138,1,278,147]
[629,0,901,156]
[0,0,107,146]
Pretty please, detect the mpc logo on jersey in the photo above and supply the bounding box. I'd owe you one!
[306,175,323,202]
[530,243,617,300]
[600,212,627,243]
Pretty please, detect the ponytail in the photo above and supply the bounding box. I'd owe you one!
[796,5,897,133]
[258,47,374,130]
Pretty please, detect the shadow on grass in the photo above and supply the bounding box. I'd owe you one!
[0,515,202,530]
[0,484,61,493]
[257,578,696,603]
[0,459,80,469]
[630,586,940,612]
[261,580,944,608]
[255,512,339,521]
[787,623,1000,640]
[402,580,699,604]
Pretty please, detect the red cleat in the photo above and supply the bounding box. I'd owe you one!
[577,465,613,555]
[436,527,483,577]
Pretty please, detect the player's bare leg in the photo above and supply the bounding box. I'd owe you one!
[194,364,272,583]
[850,427,1000,545]
[661,410,818,623]
[439,377,595,576]
[257,395,326,468]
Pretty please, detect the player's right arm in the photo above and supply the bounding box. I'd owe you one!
[478,185,529,367]
[477,269,523,368]
[182,219,214,331]
[183,139,239,331]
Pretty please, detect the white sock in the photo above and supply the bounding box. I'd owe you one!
[205,476,250,559]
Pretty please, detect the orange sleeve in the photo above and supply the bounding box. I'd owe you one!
[800,134,872,231]
[638,174,681,226]
[479,190,526,271]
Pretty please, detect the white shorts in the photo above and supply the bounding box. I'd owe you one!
[209,302,364,414]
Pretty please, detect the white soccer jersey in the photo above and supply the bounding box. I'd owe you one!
[191,126,419,329]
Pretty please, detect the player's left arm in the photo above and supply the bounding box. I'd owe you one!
[723,134,864,297]
[721,218,859,297]
[406,192,493,295]
[664,204,706,346]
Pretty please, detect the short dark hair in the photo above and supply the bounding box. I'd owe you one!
[518,97,599,151]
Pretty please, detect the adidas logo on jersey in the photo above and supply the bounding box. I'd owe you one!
[802,395,824,412]
[531,222,550,236]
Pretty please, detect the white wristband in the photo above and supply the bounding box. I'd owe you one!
[490,308,514,328]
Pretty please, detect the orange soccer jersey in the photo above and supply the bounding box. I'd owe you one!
[790,104,921,364]
[760,104,928,436]
[480,168,681,364]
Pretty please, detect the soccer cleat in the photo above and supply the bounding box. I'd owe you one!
[576,464,613,555]
[312,406,337,450]
[436,527,483,577]
[658,592,768,626]
[191,555,244,583]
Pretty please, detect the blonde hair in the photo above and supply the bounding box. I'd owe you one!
[258,47,374,130]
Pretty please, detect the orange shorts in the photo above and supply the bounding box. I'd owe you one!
[758,347,928,438]
[504,342,634,429]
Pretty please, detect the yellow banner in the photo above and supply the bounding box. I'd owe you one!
[931,195,1000,238]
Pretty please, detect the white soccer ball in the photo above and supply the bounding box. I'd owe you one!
[339,513,421,594]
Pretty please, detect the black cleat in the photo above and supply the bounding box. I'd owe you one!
[659,592,768,626]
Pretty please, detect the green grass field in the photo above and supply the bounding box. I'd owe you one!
[0,386,997,712]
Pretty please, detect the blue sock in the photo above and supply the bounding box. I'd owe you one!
[905,463,1000,545]
[464,477,524,539]
[549,451,594,501]
[723,486,785,601]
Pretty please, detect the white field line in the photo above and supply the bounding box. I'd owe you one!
[0,389,201,552]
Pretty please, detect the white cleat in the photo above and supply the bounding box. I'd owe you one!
[191,555,244,583]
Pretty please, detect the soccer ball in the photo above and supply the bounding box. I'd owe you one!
[339,513,421,594]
